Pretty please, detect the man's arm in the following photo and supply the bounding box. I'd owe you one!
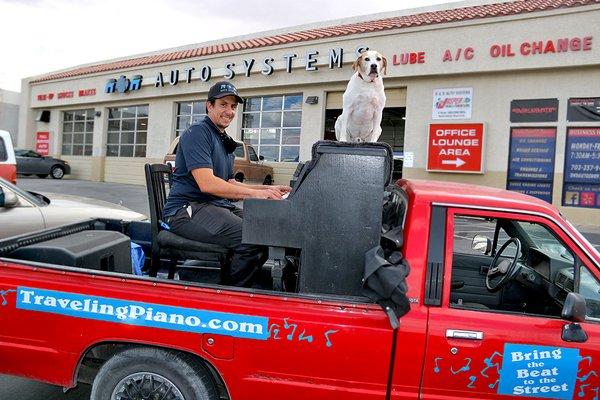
[228,179,291,194]
[192,168,283,199]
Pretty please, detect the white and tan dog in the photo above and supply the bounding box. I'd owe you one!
[335,50,387,143]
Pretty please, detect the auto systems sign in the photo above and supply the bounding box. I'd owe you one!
[427,123,484,173]
[103,45,366,95]
[432,87,473,120]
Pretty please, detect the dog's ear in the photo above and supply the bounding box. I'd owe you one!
[382,55,388,75]
[352,54,363,71]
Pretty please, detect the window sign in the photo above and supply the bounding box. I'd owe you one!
[562,127,600,208]
[432,87,472,120]
[510,99,558,123]
[507,128,557,203]
[567,98,600,122]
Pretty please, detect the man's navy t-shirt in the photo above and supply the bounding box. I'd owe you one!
[163,116,235,217]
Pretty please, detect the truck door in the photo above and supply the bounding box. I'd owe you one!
[421,206,600,399]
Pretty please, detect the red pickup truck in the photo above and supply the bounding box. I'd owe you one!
[0,144,598,400]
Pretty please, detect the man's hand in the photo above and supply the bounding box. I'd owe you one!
[271,185,292,195]
[252,188,283,199]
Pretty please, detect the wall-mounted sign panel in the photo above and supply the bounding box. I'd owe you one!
[510,98,558,123]
[506,128,557,203]
[562,127,600,208]
[567,98,600,122]
[427,123,484,173]
[432,88,473,120]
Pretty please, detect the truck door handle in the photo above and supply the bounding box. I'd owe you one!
[446,329,484,340]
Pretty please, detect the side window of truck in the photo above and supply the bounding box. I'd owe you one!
[452,215,513,257]
[450,214,585,320]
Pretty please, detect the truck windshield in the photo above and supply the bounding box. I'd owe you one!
[516,221,574,262]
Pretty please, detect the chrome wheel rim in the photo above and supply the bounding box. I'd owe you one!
[52,168,63,178]
[111,372,185,400]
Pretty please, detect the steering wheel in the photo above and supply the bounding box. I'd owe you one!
[486,238,521,292]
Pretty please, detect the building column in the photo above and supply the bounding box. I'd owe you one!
[90,106,107,181]
[299,89,326,162]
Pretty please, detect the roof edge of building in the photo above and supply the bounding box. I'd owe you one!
[28,0,600,84]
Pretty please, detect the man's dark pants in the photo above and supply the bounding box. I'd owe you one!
[168,203,267,287]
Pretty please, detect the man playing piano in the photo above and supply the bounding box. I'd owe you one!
[163,81,291,286]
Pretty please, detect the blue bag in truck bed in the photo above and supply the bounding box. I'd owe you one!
[130,242,145,275]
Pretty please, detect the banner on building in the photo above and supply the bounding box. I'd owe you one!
[432,87,473,120]
[562,127,600,208]
[506,128,557,203]
[567,98,600,122]
[510,99,558,123]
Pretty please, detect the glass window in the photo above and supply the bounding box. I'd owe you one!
[234,144,244,158]
[450,214,579,319]
[62,109,94,156]
[175,100,206,137]
[248,146,259,162]
[241,94,302,162]
[284,95,302,110]
[580,266,600,319]
[262,96,283,111]
[106,104,148,157]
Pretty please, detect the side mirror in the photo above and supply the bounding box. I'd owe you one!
[0,188,19,208]
[561,292,587,322]
[259,155,265,161]
[472,235,492,255]
[561,292,588,343]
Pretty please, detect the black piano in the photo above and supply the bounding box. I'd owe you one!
[243,141,394,296]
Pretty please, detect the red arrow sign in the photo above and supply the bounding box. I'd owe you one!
[427,123,485,173]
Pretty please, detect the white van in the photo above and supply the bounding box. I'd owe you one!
[0,130,17,184]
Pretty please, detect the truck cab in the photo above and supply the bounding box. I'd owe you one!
[0,142,598,400]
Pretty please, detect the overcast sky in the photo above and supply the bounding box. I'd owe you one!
[0,0,465,92]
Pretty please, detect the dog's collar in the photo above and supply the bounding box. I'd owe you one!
[357,72,376,83]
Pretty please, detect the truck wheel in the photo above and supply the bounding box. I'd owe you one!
[234,173,244,183]
[50,166,64,179]
[262,175,273,185]
[90,347,217,400]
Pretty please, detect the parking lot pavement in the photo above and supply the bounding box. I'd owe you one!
[0,375,91,400]
[16,176,149,216]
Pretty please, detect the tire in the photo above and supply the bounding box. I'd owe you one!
[234,173,244,183]
[50,165,64,179]
[36,174,48,179]
[90,347,217,400]
[262,175,273,185]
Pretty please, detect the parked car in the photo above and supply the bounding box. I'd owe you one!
[164,136,274,185]
[0,177,147,239]
[15,149,71,179]
[0,130,16,184]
